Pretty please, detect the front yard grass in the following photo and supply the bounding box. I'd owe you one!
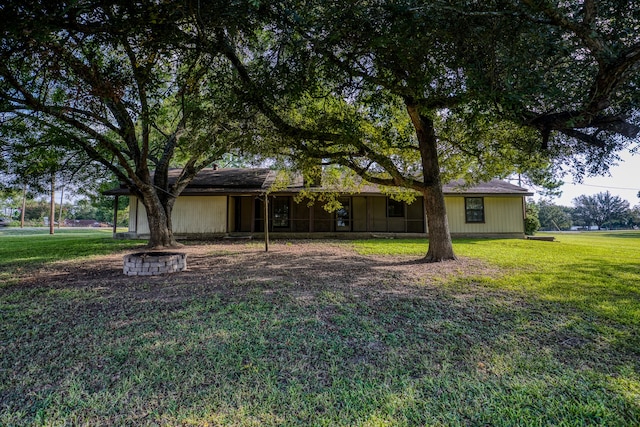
[0,228,142,287]
[1,231,638,425]
[0,228,140,268]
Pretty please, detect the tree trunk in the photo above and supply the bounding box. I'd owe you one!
[139,187,180,249]
[422,186,456,261]
[406,101,456,262]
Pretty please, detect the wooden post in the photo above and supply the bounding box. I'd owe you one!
[49,174,55,235]
[20,184,26,228]
[264,195,269,252]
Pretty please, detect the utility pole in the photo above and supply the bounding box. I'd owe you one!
[20,183,26,228]
[49,174,55,235]
[264,195,269,252]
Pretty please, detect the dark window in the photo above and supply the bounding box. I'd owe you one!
[465,197,485,223]
[272,197,290,228]
[336,197,351,231]
[387,199,405,217]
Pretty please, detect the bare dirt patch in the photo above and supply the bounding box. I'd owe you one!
[15,240,500,300]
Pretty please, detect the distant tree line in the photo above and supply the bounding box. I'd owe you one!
[0,181,128,227]
[529,191,640,232]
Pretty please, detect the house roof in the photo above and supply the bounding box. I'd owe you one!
[104,168,275,196]
[104,168,533,196]
[181,168,274,189]
[442,179,534,195]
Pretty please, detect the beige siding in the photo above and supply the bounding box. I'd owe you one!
[128,197,139,233]
[126,194,524,237]
[129,197,149,235]
[445,196,524,234]
[130,196,228,235]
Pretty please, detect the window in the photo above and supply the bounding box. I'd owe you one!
[465,197,485,223]
[387,199,405,217]
[272,197,290,228]
[336,197,351,231]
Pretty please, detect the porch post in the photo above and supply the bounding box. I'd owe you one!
[264,195,269,252]
[20,183,26,228]
[49,174,55,235]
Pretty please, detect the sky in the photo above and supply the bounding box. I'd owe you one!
[536,150,640,207]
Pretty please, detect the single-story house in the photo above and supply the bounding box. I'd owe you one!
[104,168,533,239]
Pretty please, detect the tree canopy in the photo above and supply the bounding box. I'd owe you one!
[536,200,574,231]
[205,0,640,260]
[0,1,256,246]
[572,191,630,229]
[1,0,639,255]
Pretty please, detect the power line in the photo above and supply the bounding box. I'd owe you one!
[566,183,640,191]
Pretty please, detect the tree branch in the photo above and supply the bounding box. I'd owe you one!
[46,40,143,166]
[211,28,341,143]
[0,69,140,184]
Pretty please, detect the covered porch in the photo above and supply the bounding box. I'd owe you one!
[228,194,426,236]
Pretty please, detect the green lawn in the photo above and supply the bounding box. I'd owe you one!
[0,228,142,287]
[0,227,139,266]
[355,232,640,326]
[1,230,639,425]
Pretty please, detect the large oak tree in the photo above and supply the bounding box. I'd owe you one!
[209,0,640,261]
[0,1,254,247]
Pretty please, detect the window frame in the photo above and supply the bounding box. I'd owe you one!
[465,197,485,223]
[271,196,291,229]
[335,197,351,231]
[386,198,405,218]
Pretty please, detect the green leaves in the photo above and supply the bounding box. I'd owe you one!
[572,191,631,229]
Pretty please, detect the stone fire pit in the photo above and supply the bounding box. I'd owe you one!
[123,252,187,276]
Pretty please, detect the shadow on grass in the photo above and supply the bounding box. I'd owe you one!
[600,232,640,239]
[1,244,639,426]
[518,257,640,326]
